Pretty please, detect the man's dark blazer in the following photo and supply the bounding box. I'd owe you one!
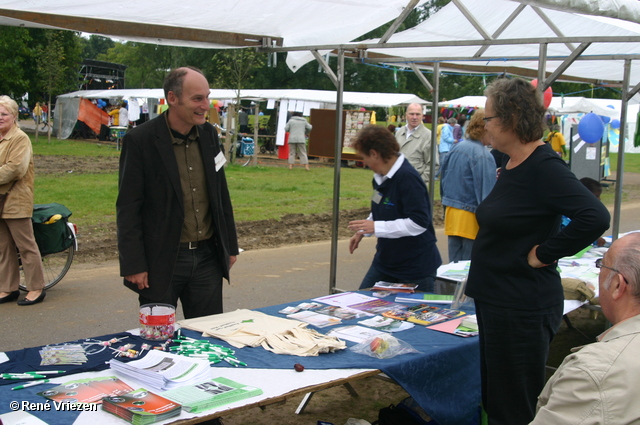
[116,113,239,301]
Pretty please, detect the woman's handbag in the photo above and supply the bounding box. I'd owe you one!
[0,181,17,214]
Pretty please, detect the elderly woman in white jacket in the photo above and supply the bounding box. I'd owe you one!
[284,112,312,170]
[0,95,46,306]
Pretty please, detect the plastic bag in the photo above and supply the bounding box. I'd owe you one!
[349,333,420,359]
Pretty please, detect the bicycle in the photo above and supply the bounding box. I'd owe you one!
[18,203,77,291]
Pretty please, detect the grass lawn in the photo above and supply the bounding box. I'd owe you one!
[30,135,635,229]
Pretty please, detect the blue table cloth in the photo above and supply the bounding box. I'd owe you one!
[0,293,481,425]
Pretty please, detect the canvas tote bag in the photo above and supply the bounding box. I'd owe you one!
[179,309,346,356]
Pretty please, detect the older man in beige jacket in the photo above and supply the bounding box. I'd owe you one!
[531,232,640,425]
[394,103,435,187]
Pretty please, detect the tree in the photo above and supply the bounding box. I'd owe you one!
[0,27,32,99]
[80,34,115,60]
[211,48,266,162]
[36,31,77,141]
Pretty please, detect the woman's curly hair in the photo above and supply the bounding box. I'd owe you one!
[484,77,546,143]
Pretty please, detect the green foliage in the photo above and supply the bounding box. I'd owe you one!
[98,42,172,88]
[80,35,115,60]
[0,27,32,98]
[36,31,69,105]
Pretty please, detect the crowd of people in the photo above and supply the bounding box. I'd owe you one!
[3,71,637,424]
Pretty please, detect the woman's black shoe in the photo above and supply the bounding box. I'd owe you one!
[0,291,20,304]
[17,291,46,306]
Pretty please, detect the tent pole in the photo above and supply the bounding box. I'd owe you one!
[252,103,259,167]
[429,63,440,208]
[329,50,345,294]
[612,59,631,242]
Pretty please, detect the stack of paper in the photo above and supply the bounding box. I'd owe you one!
[286,310,342,328]
[395,293,454,304]
[162,377,263,413]
[110,351,211,391]
[372,282,418,293]
[102,388,182,425]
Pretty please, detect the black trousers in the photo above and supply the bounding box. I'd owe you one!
[139,241,224,319]
[475,300,563,425]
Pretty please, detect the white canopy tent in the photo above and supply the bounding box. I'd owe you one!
[439,95,640,153]
[3,0,640,293]
[55,88,427,140]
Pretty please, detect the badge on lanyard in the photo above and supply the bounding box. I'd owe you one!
[372,191,382,204]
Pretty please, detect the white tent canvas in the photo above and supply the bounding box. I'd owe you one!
[440,95,640,153]
[55,88,427,139]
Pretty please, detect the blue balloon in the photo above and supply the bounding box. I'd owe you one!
[610,119,621,129]
[599,115,611,124]
[578,113,604,144]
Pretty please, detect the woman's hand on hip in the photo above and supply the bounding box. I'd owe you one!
[527,245,553,268]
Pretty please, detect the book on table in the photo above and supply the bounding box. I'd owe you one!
[102,388,182,425]
[161,377,263,414]
[407,306,465,326]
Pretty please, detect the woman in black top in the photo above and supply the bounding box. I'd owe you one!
[466,78,610,425]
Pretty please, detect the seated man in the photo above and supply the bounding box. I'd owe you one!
[530,232,640,424]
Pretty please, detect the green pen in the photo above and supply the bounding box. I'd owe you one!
[3,374,46,379]
[12,379,50,390]
[24,371,65,375]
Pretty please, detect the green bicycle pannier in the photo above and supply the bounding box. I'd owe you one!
[31,203,74,256]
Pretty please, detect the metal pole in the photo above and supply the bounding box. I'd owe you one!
[429,63,440,207]
[612,59,631,242]
[329,50,345,294]
[252,103,259,167]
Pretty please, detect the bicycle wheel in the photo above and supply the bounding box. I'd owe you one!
[19,244,75,291]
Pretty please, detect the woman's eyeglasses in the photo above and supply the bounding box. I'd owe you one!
[482,116,498,122]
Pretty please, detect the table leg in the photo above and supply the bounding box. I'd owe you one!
[295,383,360,414]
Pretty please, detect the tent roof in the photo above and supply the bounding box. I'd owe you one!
[440,95,638,119]
[2,0,640,83]
[0,0,426,73]
[359,0,640,87]
[58,88,427,107]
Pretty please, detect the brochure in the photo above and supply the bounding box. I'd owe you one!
[347,299,407,316]
[407,307,465,326]
[427,316,479,338]
[162,377,263,413]
[312,292,378,308]
[357,316,415,332]
[326,325,386,343]
[286,310,342,328]
[102,388,182,425]
[109,350,211,391]
[37,376,133,405]
[314,305,369,320]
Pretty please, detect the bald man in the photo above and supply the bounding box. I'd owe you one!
[531,232,640,424]
[395,103,435,186]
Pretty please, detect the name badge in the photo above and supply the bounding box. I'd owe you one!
[372,191,382,204]
[215,151,227,172]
